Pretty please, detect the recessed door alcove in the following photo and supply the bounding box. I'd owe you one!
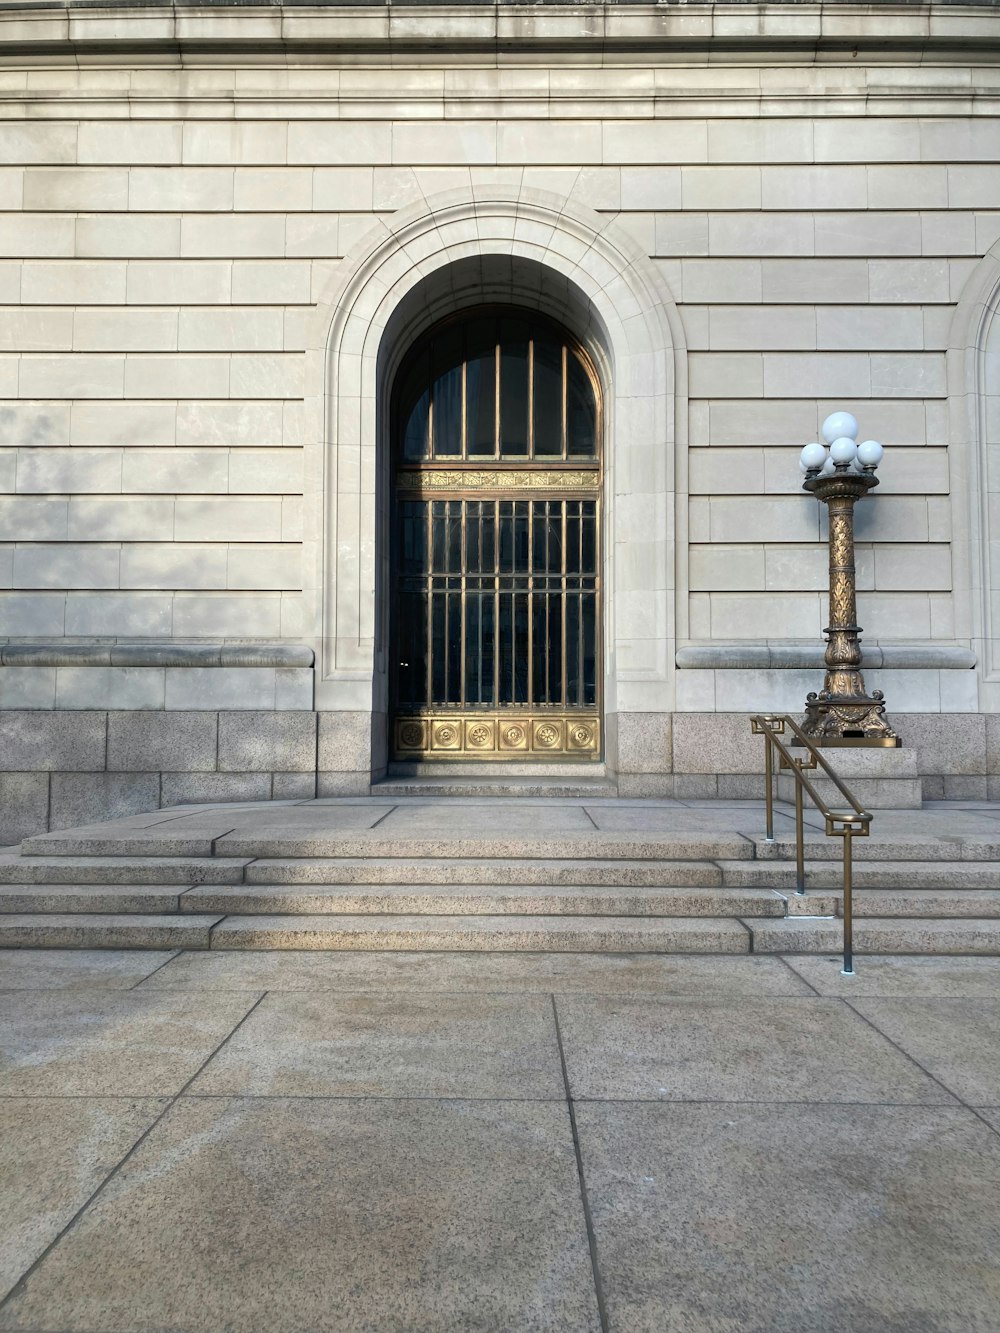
[390,305,603,761]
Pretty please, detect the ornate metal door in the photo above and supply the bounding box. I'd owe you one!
[391,309,602,760]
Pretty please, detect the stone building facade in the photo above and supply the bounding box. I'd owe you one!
[1,0,999,839]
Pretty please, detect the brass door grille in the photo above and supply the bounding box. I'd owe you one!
[393,493,601,759]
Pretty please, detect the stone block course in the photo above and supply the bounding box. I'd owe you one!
[107,710,216,773]
[218,711,315,773]
[0,711,105,772]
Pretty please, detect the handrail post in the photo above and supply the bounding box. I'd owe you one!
[841,826,854,976]
[793,764,805,895]
[763,734,774,842]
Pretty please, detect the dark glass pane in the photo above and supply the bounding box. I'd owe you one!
[398,350,430,461]
[396,585,425,706]
[499,317,529,457]
[431,500,446,573]
[497,593,513,704]
[399,503,426,577]
[582,501,597,575]
[446,589,462,703]
[547,590,562,704]
[565,502,581,576]
[531,594,548,705]
[566,591,580,705]
[431,325,463,457]
[583,590,597,705]
[533,335,562,457]
[513,592,529,702]
[513,500,529,575]
[446,502,462,574]
[465,317,496,457]
[431,588,446,701]
[567,350,597,457]
[498,501,514,574]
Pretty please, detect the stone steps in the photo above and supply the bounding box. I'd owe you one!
[720,860,1000,891]
[208,914,752,953]
[748,916,1000,955]
[180,883,786,918]
[242,857,727,887]
[0,855,249,885]
[0,882,783,918]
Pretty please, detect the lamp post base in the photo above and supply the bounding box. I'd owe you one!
[801,690,900,747]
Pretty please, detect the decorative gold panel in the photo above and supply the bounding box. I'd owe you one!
[394,713,600,759]
[397,468,598,493]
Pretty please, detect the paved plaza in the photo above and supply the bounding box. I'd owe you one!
[0,945,998,1331]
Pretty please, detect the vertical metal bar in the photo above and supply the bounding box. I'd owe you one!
[527,498,534,709]
[794,766,805,895]
[560,499,568,707]
[493,497,500,708]
[425,499,434,708]
[528,333,534,460]
[494,330,500,461]
[842,827,855,976]
[459,500,467,707]
[577,503,584,706]
[561,343,568,460]
[763,735,774,843]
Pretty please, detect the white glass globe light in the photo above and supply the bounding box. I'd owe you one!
[799,442,827,470]
[856,439,884,468]
[829,436,858,465]
[820,456,836,477]
[822,411,859,444]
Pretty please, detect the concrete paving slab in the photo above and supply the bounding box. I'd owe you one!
[138,950,813,995]
[0,991,258,1096]
[576,1102,1000,1333]
[0,1096,167,1302]
[0,949,177,990]
[556,996,955,1104]
[850,999,1000,1105]
[0,1097,601,1333]
[374,802,597,834]
[783,954,1000,997]
[191,992,564,1099]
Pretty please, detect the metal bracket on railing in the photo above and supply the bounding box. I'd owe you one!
[751,714,873,977]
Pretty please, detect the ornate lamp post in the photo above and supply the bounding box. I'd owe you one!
[798,411,899,747]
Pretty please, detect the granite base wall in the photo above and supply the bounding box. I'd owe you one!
[2,708,999,844]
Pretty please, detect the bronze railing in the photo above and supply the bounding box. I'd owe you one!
[751,714,873,976]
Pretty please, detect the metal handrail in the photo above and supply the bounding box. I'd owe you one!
[750,714,873,976]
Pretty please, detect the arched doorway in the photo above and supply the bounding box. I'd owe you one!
[390,306,603,761]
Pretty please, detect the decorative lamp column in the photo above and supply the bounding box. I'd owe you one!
[798,411,899,747]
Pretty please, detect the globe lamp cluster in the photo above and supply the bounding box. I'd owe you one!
[799,412,884,479]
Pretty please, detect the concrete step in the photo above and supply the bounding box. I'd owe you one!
[784,889,1000,920]
[0,855,249,885]
[212,833,756,861]
[0,885,186,914]
[243,857,726,888]
[751,834,1000,863]
[210,914,752,953]
[0,914,221,949]
[721,860,1000,891]
[180,883,784,918]
[746,916,1000,955]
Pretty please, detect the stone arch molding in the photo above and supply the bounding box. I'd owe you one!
[303,186,686,757]
[949,236,1000,711]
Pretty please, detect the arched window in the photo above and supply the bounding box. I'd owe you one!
[395,309,598,462]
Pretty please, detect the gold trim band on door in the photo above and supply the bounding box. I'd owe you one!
[395,712,601,758]
[397,468,598,493]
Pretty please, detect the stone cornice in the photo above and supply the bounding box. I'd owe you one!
[0,2,998,64]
